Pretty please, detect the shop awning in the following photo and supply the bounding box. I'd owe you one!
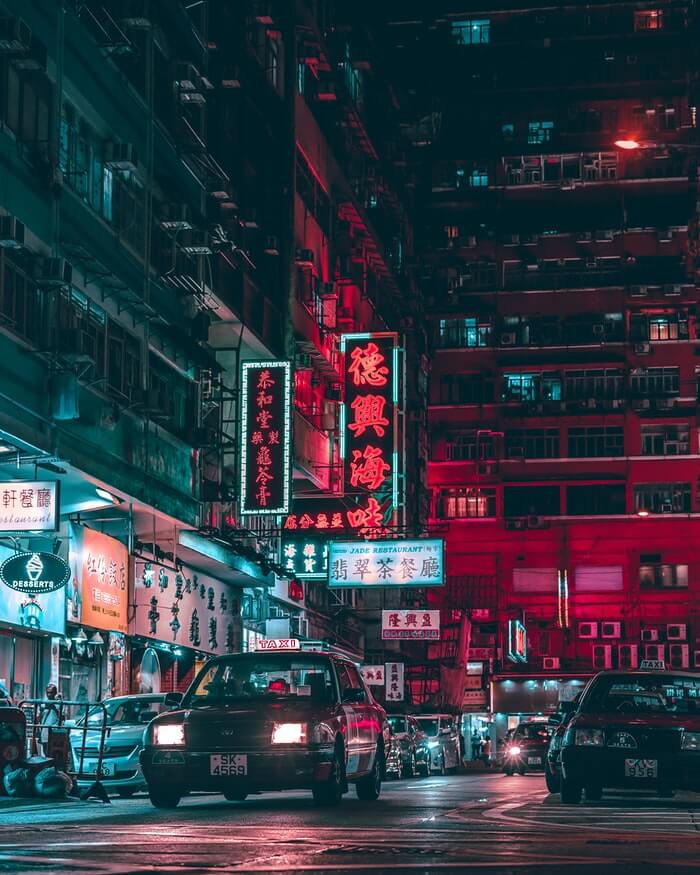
[177,530,274,588]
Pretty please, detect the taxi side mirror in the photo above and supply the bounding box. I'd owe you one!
[342,688,365,704]
[164,692,183,709]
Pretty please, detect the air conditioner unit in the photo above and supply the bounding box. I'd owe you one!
[655,398,675,410]
[504,234,520,245]
[592,644,613,670]
[660,502,674,514]
[465,235,477,248]
[0,17,32,53]
[585,256,597,268]
[501,332,517,346]
[665,284,681,297]
[666,623,687,641]
[658,229,672,242]
[290,616,309,638]
[32,257,72,287]
[617,644,638,669]
[578,622,598,639]
[295,248,315,265]
[477,463,494,476]
[644,644,665,662]
[105,142,138,172]
[633,398,651,411]
[629,285,648,297]
[527,515,547,529]
[634,342,651,355]
[668,643,689,669]
[592,324,605,335]
[611,399,624,409]
[0,215,25,248]
[542,657,560,670]
[596,229,614,241]
[601,621,622,639]
[641,628,659,642]
[694,650,700,669]
[505,518,527,531]
[577,231,593,242]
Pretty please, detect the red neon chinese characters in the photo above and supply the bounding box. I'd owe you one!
[346,496,383,529]
[252,369,276,507]
[348,342,389,387]
[349,394,389,438]
[349,445,390,490]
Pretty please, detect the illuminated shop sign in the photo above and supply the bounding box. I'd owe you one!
[0,480,59,532]
[283,498,392,533]
[328,539,444,588]
[0,545,65,635]
[0,551,70,594]
[381,610,440,640]
[340,333,403,530]
[360,665,385,686]
[240,361,292,516]
[281,538,328,580]
[69,527,129,634]
[507,620,527,663]
[385,662,404,702]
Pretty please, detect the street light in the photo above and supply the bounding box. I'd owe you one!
[614,139,642,151]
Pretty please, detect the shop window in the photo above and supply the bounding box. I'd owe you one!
[451,19,490,45]
[438,487,496,519]
[567,427,624,457]
[528,121,554,145]
[567,484,626,515]
[633,483,691,514]
[503,485,560,517]
[639,564,687,589]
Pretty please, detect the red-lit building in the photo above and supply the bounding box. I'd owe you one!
[382,1,700,716]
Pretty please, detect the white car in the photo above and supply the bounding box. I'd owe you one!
[415,714,461,774]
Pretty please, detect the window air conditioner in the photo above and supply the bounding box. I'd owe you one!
[629,285,648,297]
[660,502,674,513]
[592,324,605,335]
[694,650,700,669]
[668,644,689,669]
[0,216,25,249]
[617,644,638,669]
[601,621,622,639]
[578,622,598,639]
[644,644,665,662]
[32,257,72,287]
[640,628,659,642]
[592,644,612,670]
[666,624,687,641]
[505,518,527,531]
[501,332,517,346]
[0,17,32,53]
[634,342,651,354]
[542,657,560,670]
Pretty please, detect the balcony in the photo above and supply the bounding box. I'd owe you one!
[293,409,332,491]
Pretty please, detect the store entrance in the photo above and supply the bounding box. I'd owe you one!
[0,631,44,701]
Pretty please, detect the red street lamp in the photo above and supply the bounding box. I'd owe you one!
[614,138,642,151]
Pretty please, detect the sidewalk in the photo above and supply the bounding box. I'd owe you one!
[0,794,92,813]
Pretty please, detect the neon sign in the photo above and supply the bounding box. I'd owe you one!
[240,361,292,515]
[281,537,328,580]
[328,539,444,588]
[507,620,527,663]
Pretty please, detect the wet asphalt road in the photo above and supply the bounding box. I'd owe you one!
[1,772,700,873]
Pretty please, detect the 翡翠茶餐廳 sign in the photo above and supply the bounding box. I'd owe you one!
[328,539,444,588]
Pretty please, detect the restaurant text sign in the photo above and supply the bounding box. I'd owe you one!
[381,610,440,640]
[328,539,444,588]
[0,481,58,532]
[240,361,292,515]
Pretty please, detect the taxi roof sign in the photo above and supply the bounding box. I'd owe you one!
[254,638,300,652]
[639,659,665,670]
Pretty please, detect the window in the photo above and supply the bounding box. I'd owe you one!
[502,123,514,140]
[631,313,688,342]
[567,484,626,515]
[469,168,489,187]
[513,568,558,593]
[296,61,306,95]
[438,317,491,348]
[502,372,561,402]
[641,425,689,456]
[451,18,490,45]
[634,9,664,31]
[439,374,493,405]
[503,485,560,517]
[0,252,44,345]
[575,566,623,592]
[568,427,624,457]
[565,368,624,401]
[266,37,279,90]
[639,564,687,589]
[444,432,496,461]
[630,367,679,396]
[634,483,691,514]
[528,121,554,145]
[649,315,685,341]
[505,429,559,459]
[438,487,496,519]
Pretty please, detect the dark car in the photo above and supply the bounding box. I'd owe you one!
[387,714,429,777]
[544,701,578,793]
[559,667,700,804]
[502,722,549,775]
[140,647,389,808]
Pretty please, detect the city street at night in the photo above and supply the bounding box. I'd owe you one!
[2,774,700,873]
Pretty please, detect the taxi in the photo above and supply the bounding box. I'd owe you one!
[559,661,700,803]
[140,640,390,808]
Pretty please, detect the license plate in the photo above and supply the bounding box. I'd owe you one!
[153,750,185,766]
[83,761,113,777]
[210,754,247,776]
[625,758,658,778]
[528,757,542,765]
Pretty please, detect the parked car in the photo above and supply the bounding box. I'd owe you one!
[385,732,404,780]
[70,693,181,797]
[414,714,460,775]
[387,714,429,777]
[545,701,579,792]
[502,723,549,775]
[560,666,700,804]
[141,646,390,808]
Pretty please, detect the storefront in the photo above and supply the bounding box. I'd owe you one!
[64,525,130,702]
[130,557,243,693]
[0,542,67,701]
[460,663,492,762]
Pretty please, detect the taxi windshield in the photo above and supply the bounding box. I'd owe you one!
[184,655,335,706]
[416,718,439,736]
[582,674,700,715]
[388,716,407,734]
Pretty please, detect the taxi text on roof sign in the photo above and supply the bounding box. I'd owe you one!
[328,539,444,588]
[254,638,301,652]
[639,659,666,670]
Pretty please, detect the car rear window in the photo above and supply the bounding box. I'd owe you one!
[416,718,439,736]
[581,674,700,715]
[515,724,548,741]
[388,716,407,734]
[184,655,335,706]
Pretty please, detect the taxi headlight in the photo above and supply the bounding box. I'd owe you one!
[271,722,307,745]
[682,731,700,751]
[574,728,604,747]
[507,745,521,756]
[153,724,185,746]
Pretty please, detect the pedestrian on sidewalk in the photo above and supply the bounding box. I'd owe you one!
[470,729,482,761]
[481,736,492,767]
[39,684,61,756]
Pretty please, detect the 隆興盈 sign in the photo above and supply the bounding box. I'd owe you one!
[381,610,440,640]
[240,361,292,515]
[0,481,58,532]
[328,539,444,588]
[0,552,70,594]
